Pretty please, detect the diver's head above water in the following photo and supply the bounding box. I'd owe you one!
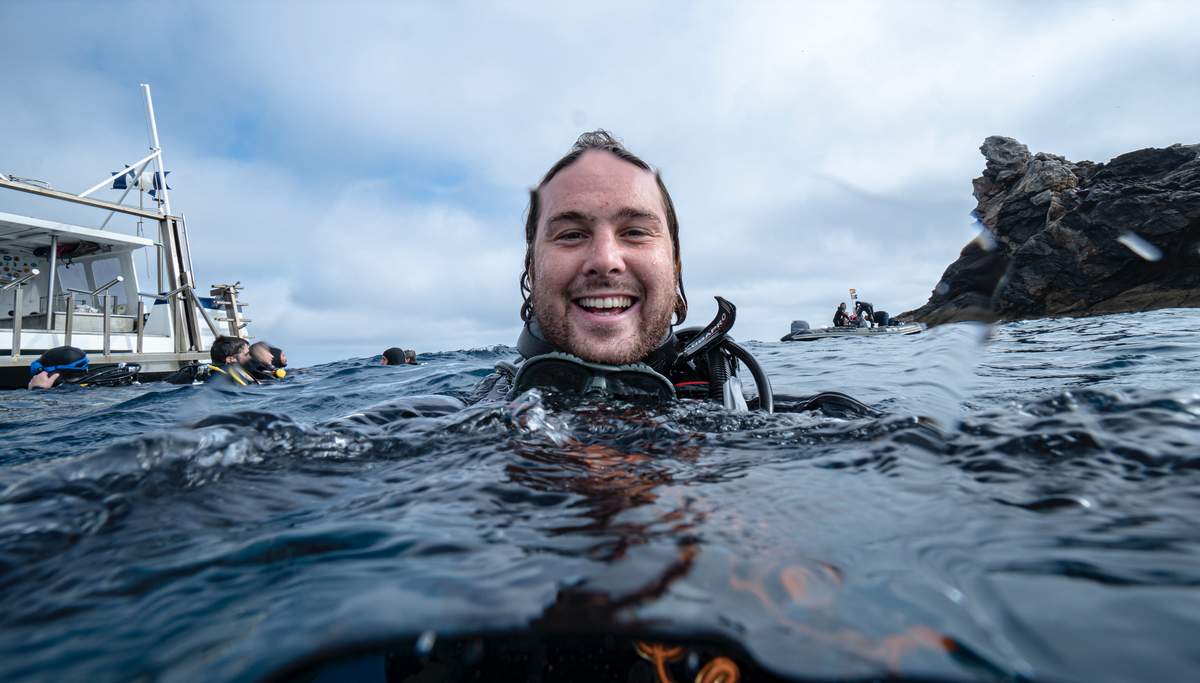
[211,335,250,366]
[249,341,273,366]
[520,130,686,366]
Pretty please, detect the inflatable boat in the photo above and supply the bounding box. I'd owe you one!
[780,319,927,341]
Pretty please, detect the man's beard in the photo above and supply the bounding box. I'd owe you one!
[531,277,674,366]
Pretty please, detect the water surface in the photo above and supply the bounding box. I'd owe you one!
[2,310,1199,682]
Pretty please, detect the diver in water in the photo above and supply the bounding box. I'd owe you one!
[26,346,142,389]
[834,302,850,327]
[247,341,286,380]
[205,335,258,387]
[26,346,90,389]
[381,347,406,365]
[465,130,773,412]
[403,349,419,365]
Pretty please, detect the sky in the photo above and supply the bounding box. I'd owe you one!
[2,0,1198,366]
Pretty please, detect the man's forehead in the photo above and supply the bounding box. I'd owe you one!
[538,150,663,220]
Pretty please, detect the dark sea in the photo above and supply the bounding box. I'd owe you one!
[2,309,1199,683]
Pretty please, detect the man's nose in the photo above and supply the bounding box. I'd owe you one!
[583,229,625,276]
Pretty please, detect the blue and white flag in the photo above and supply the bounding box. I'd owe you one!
[111,166,170,197]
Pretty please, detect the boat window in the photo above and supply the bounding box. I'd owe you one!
[89,258,128,313]
[57,263,89,310]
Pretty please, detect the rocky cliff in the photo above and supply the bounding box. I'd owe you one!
[901,137,1200,326]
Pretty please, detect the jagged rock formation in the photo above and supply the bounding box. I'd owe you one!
[901,136,1200,326]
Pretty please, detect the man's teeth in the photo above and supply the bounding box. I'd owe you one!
[579,296,633,311]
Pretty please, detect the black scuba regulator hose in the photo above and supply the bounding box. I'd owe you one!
[722,341,774,414]
[707,347,730,402]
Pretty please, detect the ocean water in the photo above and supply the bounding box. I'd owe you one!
[1,309,1199,683]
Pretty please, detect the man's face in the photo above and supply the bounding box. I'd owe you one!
[250,345,272,365]
[229,344,251,365]
[530,150,676,365]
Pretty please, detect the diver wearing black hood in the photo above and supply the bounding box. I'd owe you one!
[27,346,89,389]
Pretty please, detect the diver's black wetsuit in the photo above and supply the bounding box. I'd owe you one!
[833,307,850,327]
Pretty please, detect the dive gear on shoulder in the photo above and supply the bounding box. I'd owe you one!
[207,363,257,387]
[73,363,141,387]
[505,297,773,412]
[513,351,676,405]
[672,297,773,414]
[676,295,736,364]
[164,361,211,384]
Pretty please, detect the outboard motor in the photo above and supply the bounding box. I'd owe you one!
[790,320,810,334]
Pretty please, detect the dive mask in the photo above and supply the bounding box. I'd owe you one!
[513,351,676,405]
[30,356,88,376]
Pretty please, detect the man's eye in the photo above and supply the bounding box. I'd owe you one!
[557,231,585,241]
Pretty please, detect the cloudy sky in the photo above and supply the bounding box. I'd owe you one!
[2,0,1197,365]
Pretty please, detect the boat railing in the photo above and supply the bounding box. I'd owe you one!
[63,277,125,357]
[3,270,41,359]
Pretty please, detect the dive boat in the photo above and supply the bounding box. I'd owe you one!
[0,85,251,389]
[780,319,926,341]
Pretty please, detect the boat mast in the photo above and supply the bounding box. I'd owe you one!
[141,84,171,217]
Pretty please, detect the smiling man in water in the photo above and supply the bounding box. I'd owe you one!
[467,130,712,405]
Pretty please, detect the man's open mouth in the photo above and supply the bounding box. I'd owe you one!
[575,295,635,316]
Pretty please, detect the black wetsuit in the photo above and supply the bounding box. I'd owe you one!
[833,308,850,327]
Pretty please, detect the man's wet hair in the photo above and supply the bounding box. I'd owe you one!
[519,130,687,325]
[211,336,248,364]
[404,349,417,363]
